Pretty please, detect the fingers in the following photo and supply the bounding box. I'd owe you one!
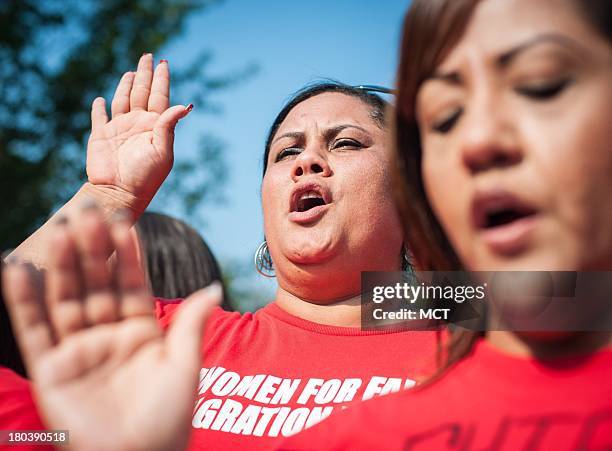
[44,205,153,336]
[111,71,135,118]
[2,262,55,375]
[46,220,86,339]
[152,104,193,154]
[91,97,108,133]
[110,215,154,318]
[70,206,119,326]
[109,55,176,119]
[130,53,154,111]
[166,282,222,372]
[148,60,170,114]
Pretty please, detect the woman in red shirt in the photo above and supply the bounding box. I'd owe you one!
[282,0,612,449]
[3,65,437,449]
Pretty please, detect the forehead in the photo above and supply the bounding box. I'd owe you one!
[438,0,588,69]
[276,92,377,134]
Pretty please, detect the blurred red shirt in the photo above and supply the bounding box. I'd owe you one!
[0,367,53,451]
[279,339,612,450]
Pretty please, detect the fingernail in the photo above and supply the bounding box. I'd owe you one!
[185,103,194,112]
[142,52,152,57]
[4,255,21,266]
[160,59,168,64]
[55,215,68,226]
[1,249,16,263]
[203,281,223,304]
[22,261,39,276]
[81,199,99,211]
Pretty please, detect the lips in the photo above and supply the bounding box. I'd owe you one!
[472,191,537,230]
[471,190,539,255]
[289,182,332,224]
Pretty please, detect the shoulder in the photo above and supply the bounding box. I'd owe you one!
[277,360,471,450]
[276,388,419,450]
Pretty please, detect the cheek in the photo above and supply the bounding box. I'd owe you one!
[348,155,403,241]
[261,173,283,234]
[422,148,467,239]
[350,155,395,211]
[530,83,612,242]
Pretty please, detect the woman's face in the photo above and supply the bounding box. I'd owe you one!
[417,0,612,271]
[262,92,402,301]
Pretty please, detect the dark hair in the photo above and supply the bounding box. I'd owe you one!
[262,81,388,176]
[393,0,612,369]
[135,212,233,311]
[0,263,27,377]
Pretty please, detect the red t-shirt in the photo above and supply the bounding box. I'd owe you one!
[155,300,439,450]
[0,367,53,450]
[280,339,612,450]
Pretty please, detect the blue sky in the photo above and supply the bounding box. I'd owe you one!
[148,0,411,301]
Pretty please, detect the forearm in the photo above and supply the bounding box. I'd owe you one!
[6,183,149,270]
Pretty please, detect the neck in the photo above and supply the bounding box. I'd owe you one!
[274,286,363,327]
[486,331,612,359]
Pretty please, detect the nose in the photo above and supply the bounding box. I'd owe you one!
[291,146,332,181]
[460,99,523,174]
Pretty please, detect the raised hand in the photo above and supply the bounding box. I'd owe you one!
[87,54,192,211]
[2,207,220,451]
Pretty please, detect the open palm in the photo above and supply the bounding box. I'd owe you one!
[86,54,192,207]
[3,208,220,451]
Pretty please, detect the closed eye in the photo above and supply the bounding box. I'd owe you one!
[275,147,302,162]
[515,78,572,100]
[432,108,463,134]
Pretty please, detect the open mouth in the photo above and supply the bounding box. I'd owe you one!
[483,207,536,228]
[296,192,326,212]
[290,183,331,214]
[473,193,537,230]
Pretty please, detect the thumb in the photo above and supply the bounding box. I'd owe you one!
[152,104,193,156]
[166,281,222,371]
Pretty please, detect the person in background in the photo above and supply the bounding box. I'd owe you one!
[135,211,233,311]
[281,0,612,449]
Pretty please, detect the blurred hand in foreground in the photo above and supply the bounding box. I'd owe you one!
[3,206,220,451]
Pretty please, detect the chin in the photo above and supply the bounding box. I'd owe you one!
[286,246,335,266]
[285,236,339,265]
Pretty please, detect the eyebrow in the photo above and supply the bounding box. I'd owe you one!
[426,71,462,84]
[426,33,586,84]
[271,124,369,146]
[497,33,586,67]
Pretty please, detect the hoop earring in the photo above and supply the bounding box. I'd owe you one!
[401,246,413,272]
[254,241,275,278]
